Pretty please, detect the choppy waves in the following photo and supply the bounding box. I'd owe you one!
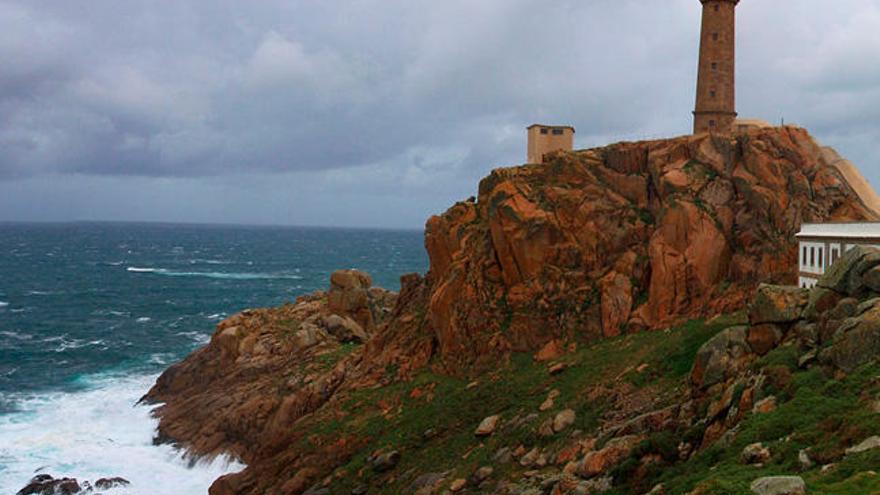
[0,373,244,494]
[126,266,303,280]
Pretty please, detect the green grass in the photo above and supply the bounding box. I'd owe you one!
[611,362,880,495]
[309,316,739,494]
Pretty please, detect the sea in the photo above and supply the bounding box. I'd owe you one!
[0,222,428,494]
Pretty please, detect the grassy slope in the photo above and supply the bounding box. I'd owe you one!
[292,313,880,494]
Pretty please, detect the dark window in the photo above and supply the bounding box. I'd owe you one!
[831,248,840,264]
[710,90,717,98]
[811,247,815,267]
[819,248,824,268]
[709,119,716,127]
[540,128,548,135]
[711,62,717,70]
[714,5,720,12]
[712,32,719,41]
[802,246,807,265]
[552,129,564,135]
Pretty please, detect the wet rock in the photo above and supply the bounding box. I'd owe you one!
[16,475,81,495]
[94,477,130,490]
[749,476,806,495]
[749,284,808,325]
[475,415,501,436]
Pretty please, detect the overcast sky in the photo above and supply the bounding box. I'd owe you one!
[0,0,878,229]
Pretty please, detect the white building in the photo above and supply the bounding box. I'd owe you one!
[796,222,880,289]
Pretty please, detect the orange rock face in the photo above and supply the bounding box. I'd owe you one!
[146,127,877,494]
[414,127,876,371]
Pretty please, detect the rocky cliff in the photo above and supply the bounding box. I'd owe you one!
[144,126,880,494]
[411,125,876,371]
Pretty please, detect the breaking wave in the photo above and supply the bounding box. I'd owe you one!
[126,267,302,280]
[0,373,244,494]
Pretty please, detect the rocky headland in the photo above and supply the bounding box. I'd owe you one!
[144,126,880,494]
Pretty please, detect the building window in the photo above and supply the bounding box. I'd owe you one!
[818,247,824,268]
[711,62,717,70]
[831,248,839,264]
[710,90,717,99]
[709,119,716,127]
[810,247,815,267]
[540,128,548,135]
[802,246,807,266]
[552,129,564,135]
[714,5,720,12]
[712,32,719,41]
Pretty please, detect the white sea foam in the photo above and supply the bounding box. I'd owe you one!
[136,317,152,323]
[126,267,302,281]
[126,267,157,273]
[0,301,7,308]
[0,373,244,494]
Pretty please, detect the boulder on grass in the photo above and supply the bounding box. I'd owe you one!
[749,476,806,495]
[749,284,808,325]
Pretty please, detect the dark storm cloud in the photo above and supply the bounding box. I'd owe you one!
[0,0,879,226]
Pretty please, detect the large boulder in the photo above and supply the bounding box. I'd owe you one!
[327,269,375,330]
[690,326,752,390]
[749,476,806,495]
[576,435,642,479]
[749,284,808,325]
[818,246,880,296]
[830,303,880,372]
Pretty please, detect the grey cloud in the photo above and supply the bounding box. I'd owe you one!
[0,0,879,227]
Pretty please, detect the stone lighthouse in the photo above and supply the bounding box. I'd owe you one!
[693,0,739,134]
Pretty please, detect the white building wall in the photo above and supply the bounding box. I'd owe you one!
[799,241,826,275]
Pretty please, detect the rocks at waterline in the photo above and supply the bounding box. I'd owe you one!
[16,474,130,495]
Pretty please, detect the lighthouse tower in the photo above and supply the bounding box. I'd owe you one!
[693,0,740,134]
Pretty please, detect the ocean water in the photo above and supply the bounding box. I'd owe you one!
[0,222,427,494]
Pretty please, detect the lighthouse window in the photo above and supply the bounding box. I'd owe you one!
[714,5,720,11]
[709,119,716,127]
[540,128,548,135]
[712,32,719,41]
[711,62,717,69]
[552,129,564,135]
[710,90,717,98]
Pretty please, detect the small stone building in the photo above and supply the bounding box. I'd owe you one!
[796,223,880,288]
[527,124,575,164]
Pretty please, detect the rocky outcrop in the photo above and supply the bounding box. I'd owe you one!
[687,246,880,449]
[415,126,876,370]
[142,270,396,461]
[147,127,880,494]
[16,475,129,495]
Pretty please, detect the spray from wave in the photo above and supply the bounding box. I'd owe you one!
[126,267,302,281]
[0,373,244,494]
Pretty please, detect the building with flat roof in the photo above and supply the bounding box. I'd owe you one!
[796,222,880,288]
[527,124,575,164]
